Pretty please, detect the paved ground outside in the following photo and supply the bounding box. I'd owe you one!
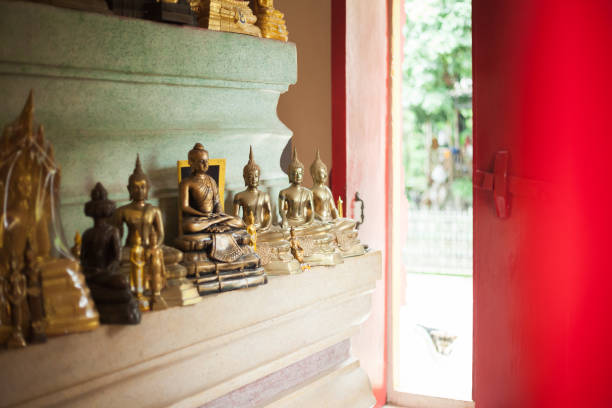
[396,208,473,401]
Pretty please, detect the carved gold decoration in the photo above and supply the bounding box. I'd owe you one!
[191,0,262,37]
[249,0,288,42]
[0,91,99,337]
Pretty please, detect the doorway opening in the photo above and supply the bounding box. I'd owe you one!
[389,0,473,405]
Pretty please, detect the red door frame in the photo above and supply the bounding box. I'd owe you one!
[331,1,392,406]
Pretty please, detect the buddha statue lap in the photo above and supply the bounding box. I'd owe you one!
[249,0,288,42]
[175,143,266,295]
[0,92,99,336]
[233,147,300,275]
[310,150,366,258]
[115,156,201,308]
[278,148,343,267]
[81,183,141,324]
[191,0,261,37]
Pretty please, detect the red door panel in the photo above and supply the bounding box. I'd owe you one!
[473,1,612,407]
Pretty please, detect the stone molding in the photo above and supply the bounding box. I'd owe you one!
[0,252,381,408]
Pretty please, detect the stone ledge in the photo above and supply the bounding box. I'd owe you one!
[0,251,381,408]
[0,1,297,88]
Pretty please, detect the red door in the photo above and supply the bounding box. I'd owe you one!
[473,1,612,407]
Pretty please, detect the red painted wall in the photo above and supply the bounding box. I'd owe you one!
[473,1,612,407]
[332,1,389,406]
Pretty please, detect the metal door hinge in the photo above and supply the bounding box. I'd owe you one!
[475,150,554,219]
[474,150,510,219]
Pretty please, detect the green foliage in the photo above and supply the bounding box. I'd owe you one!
[403,0,471,129]
[403,0,472,202]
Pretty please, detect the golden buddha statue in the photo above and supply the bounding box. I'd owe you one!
[115,155,201,308]
[233,147,300,274]
[0,92,99,336]
[175,143,266,294]
[310,150,366,258]
[278,148,343,267]
[191,0,262,37]
[249,0,288,42]
[147,230,169,311]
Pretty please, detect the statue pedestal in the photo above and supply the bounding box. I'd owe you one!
[0,252,380,407]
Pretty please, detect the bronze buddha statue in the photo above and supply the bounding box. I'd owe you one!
[115,156,201,308]
[233,147,300,274]
[81,183,141,324]
[175,143,266,294]
[0,92,99,337]
[278,148,343,267]
[310,150,366,258]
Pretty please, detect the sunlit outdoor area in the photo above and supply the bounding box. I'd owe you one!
[397,0,473,401]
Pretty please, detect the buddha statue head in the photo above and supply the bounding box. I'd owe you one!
[188,143,209,175]
[310,149,328,185]
[288,147,304,185]
[127,155,150,202]
[85,182,115,219]
[243,146,261,188]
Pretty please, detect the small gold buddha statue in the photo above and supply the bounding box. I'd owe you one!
[6,257,27,348]
[115,155,201,307]
[310,150,366,258]
[249,0,288,42]
[233,147,300,274]
[245,212,257,251]
[130,231,149,312]
[0,92,99,336]
[175,143,266,295]
[278,148,343,267]
[191,0,262,37]
[147,230,168,311]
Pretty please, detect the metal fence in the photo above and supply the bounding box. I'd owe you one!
[403,207,473,276]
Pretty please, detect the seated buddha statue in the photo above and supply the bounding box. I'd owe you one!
[175,143,266,295]
[310,150,366,258]
[249,0,288,42]
[278,148,343,267]
[114,155,201,308]
[81,183,141,324]
[233,147,300,274]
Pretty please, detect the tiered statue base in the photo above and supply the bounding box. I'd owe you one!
[162,263,203,307]
[120,245,202,308]
[195,0,261,37]
[41,258,100,335]
[256,228,301,275]
[175,230,267,296]
[286,222,343,267]
[330,219,367,258]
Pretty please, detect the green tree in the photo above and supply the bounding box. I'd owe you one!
[403,0,472,200]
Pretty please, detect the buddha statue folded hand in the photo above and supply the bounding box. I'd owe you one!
[277,148,343,267]
[175,143,266,295]
[233,147,300,275]
[115,156,201,308]
[310,150,366,258]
